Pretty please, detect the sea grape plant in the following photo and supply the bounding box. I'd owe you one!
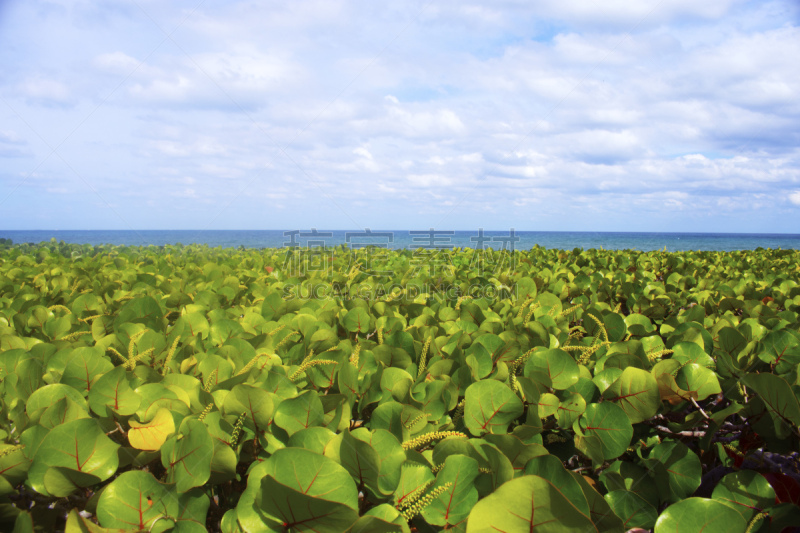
[0,241,799,532]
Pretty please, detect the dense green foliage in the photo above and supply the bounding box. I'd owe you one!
[1,240,800,532]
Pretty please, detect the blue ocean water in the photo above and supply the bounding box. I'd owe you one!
[2,229,800,252]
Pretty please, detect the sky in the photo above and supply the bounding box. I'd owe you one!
[1,0,799,233]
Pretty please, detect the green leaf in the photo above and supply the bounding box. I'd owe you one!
[741,372,800,438]
[28,418,120,497]
[262,448,358,510]
[88,366,141,417]
[161,419,213,493]
[711,471,776,522]
[26,384,89,424]
[648,440,701,502]
[421,454,479,527]
[115,296,165,333]
[523,455,590,516]
[556,392,586,429]
[128,408,176,451]
[96,470,209,531]
[261,476,359,532]
[675,363,721,401]
[603,367,660,424]
[524,348,580,390]
[570,472,626,533]
[603,490,657,529]
[65,509,128,532]
[394,463,435,508]
[466,475,597,532]
[273,389,324,436]
[464,379,524,436]
[654,497,747,533]
[61,347,114,394]
[344,307,372,334]
[578,402,633,461]
[482,434,548,475]
[223,384,276,434]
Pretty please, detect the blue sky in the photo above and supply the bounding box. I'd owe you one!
[1,0,799,233]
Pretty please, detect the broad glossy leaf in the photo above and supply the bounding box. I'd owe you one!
[523,455,589,516]
[128,408,176,451]
[711,471,776,522]
[328,429,389,498]
[28,418,119,497]
[653,359,697,403]
[524,348,580,390]
[741,372,800,438]
[273,389,324,436]
[61,347,114,394]
[556,392,586,428]
[538,393,560,418]
[43,466,101,498]
[466,475,597,532]
[421,454,479,527]
[675,363,721,401]
[464,379,524,436]
[262,447,358,509]
[260,475,358,532]
[223,384,276,434]
[654,497,746,533]
[578,402,633,460]
[286,427,337,455]
[648,440,701,502]
[65,509,128,532]
[604,490,657,529]
[343,307,372,334]
[483,434,548,475]
[394,463,435,509]
[26,384,89,424]
[115,296,165,333]
[96,470,209,531]
[603,367,660,424]
[37,397,91,429]
[347,505,410,533]
[88,366,141,417]
[161,419,213,493]
[571,472,626,533]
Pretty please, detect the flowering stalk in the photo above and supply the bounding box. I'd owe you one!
[399,483,453,520]
[402,431,466,451]
[418,337,432,379]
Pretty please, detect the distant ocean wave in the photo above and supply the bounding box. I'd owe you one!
[1,229,799,252]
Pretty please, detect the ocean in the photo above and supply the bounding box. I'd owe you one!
[2,230,800,252]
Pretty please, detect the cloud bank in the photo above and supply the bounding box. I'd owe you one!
[1,0,798,232]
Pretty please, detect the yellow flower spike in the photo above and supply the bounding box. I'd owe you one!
[349,342,361,366]
[197,402,214,422]
[418,337,432,379]
[395,478,435,510]
[204,369,218,392]
[401,431,467,451]
[229,412,247,447]
[289,360,337,382]
[161,337,181,375]
[400,482,453,520]
[59,330,92,342]
[124,348,154,371]
[646,348,673,362]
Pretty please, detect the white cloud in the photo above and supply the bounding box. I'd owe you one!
[0,0,798,232]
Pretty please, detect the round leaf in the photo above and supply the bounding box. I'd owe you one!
[578,402,633,461]
[464,380,524,436]
[466,475,597,532]
[654,497,746,533]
